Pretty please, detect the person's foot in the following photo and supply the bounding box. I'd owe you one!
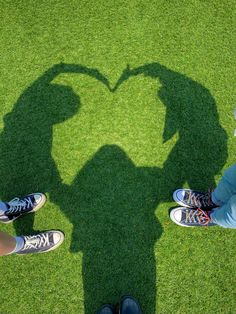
[169,207,216,227]
[173,189,217,209]
[120,296,142,314]
[16,230,64,254]
[97,304,115,314]
[0,193,46,223]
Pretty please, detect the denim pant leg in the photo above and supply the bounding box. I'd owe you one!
[210,163,236,228]
[211,195,236,228]
[211,163,236,206]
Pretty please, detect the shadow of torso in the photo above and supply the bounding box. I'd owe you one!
[51,145,162,314]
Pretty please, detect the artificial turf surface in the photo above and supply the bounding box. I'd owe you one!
[0,1,235,313]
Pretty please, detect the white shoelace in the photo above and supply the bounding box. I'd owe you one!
[185,208,211,225]
[186,191,213,208]
[7,197,34,214]
[22,233,50,251]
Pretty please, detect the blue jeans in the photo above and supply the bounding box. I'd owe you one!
[211,164,236,228]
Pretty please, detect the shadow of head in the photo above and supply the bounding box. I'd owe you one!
[3,83,80,131]
[33,83,80,125]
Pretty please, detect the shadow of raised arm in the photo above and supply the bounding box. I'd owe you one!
[30,63,111,90]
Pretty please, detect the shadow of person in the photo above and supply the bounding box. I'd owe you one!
[113,63,228,199]
[50,144,163,314]
[0,63,109,234]
[0,62,228,313]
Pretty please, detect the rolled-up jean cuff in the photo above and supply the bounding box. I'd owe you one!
[212,177,236,206]
[211,192,221,206]
[211,195,236,229]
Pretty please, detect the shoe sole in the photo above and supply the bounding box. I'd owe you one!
[0,193,47,224]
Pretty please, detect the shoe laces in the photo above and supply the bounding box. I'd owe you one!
[22,233,50,251]
[7,197,34,214]
[185,208,212,225]
[186,190,214,208]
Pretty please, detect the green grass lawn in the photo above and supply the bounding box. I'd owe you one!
[0,1,235,313]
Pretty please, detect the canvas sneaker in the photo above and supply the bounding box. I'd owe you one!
[16,230,65,254]
[0,193,46,223]
[170,207,216,227]
[97,304,115,314]
[119,295,142,314]
[173,189,217,209]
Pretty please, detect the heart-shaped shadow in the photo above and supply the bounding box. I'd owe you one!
[0,63,227,313]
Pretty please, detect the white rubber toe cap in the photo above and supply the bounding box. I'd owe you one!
[170,207,182,223]
[34,193,46,205]
[173,189,185,203]
[170,207,191,227]
[53,231,65,245]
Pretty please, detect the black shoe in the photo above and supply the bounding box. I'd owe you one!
[16,230,64,254]
[173,188,217,209]
[97,304,115,314]
[169,206,216,227]
[120,296,142,314]
[0,193,46,224]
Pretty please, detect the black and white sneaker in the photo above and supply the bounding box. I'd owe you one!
[173,189,217,209]
[170,207,216,227]
[0,193,46,224]
[16,230,65,254]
